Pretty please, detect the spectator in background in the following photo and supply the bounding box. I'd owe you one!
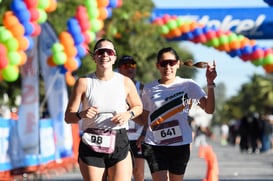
[260,114,273,153]
[220,122,229,146]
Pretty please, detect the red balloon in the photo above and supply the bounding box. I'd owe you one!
[0,44,8,69]
[251,49,264,60]
[264,48,273,56]
[205,31,216,41]
[31,22,42,36]
[24,0,38,8]
[29,8,40,21]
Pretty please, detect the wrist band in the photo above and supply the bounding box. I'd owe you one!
[76,111,81,119]
[207,83,216,88]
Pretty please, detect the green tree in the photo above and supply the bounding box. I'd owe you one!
[221,74,273,121]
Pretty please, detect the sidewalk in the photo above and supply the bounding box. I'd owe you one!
[41,140,273,181]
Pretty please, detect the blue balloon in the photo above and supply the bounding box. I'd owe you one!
[192,27,203,37]
[108,0,118,8]
[76,45,86,58]
[202,26,211,34]
[58,65,68,74]
[228,49,242,57]
[22,21,34,36]
[14,10,31,23]
[75,56,82,68]
[11,0,27,11]
[241,45,253,55]
[73,33,84,45]
[67,18,81,35]
[106,8,113,18]
[25,36,34,50]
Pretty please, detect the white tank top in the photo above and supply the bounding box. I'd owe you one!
[81,72,128,131]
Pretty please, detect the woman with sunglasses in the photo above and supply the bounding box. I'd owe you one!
[140,47,217,181]
[65,38,143,181]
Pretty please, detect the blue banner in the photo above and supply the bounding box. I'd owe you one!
[152,7,273,39]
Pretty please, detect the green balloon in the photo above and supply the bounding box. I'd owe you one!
[176,17,185,27]
[5,37,19,52]
[87,7,99,19]
[38,0,49,9]
[159,25,169,34]
[90,19,101,32]
[2,65,19,82]
[85,0,97,9]
[53,52,67,65]
[263,54,273,65]
[38,9,48,23]
[0,28,13,43]
[8,51,21,66]
[219,35,229,45]
[228,33,237,43]
[206,38,220,47]
[52,42,64,54]
[252,58,264,66]
[167,20,177,30]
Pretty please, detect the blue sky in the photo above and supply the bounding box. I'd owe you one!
[152,0,273,98]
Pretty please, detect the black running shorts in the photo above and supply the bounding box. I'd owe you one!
[142,143,190,175]
[78,128,130,168]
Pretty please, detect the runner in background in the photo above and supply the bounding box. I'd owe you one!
[118,55,146,181]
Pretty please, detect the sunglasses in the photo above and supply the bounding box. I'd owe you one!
[95,48,116,56]
[158,59,178,67]
[121,63,137,69]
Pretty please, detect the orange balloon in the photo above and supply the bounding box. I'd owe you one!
[189,21,198,31]
[46,0,57,12]
[64,57,78,72]
[217,44,230,52]
[65,72,76,86]
[169,28,182,37]
[8,23,25,37]
[59,31,74,47]
[263,64,273,73]
[239,38,250,48]
[18,51,27,65]
[98,8,108,20]
[180,23,190,33]
[16,36,29,51]
[64,45,77,57]
[97,0,109,7]
[47,56,57,67]
[3,11,19,28]
[229,40,240,50]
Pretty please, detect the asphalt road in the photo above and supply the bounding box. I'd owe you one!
[41,140,273,181]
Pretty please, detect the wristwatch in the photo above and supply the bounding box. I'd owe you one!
[129,110,135,119]
[76,111,81,119]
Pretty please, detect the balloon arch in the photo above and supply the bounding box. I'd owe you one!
[0,0,273,84]
[151,13,273,73]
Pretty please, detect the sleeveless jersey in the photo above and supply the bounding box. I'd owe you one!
[80,72,128,131]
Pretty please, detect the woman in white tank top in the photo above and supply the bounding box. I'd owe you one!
[65,39,143,181]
